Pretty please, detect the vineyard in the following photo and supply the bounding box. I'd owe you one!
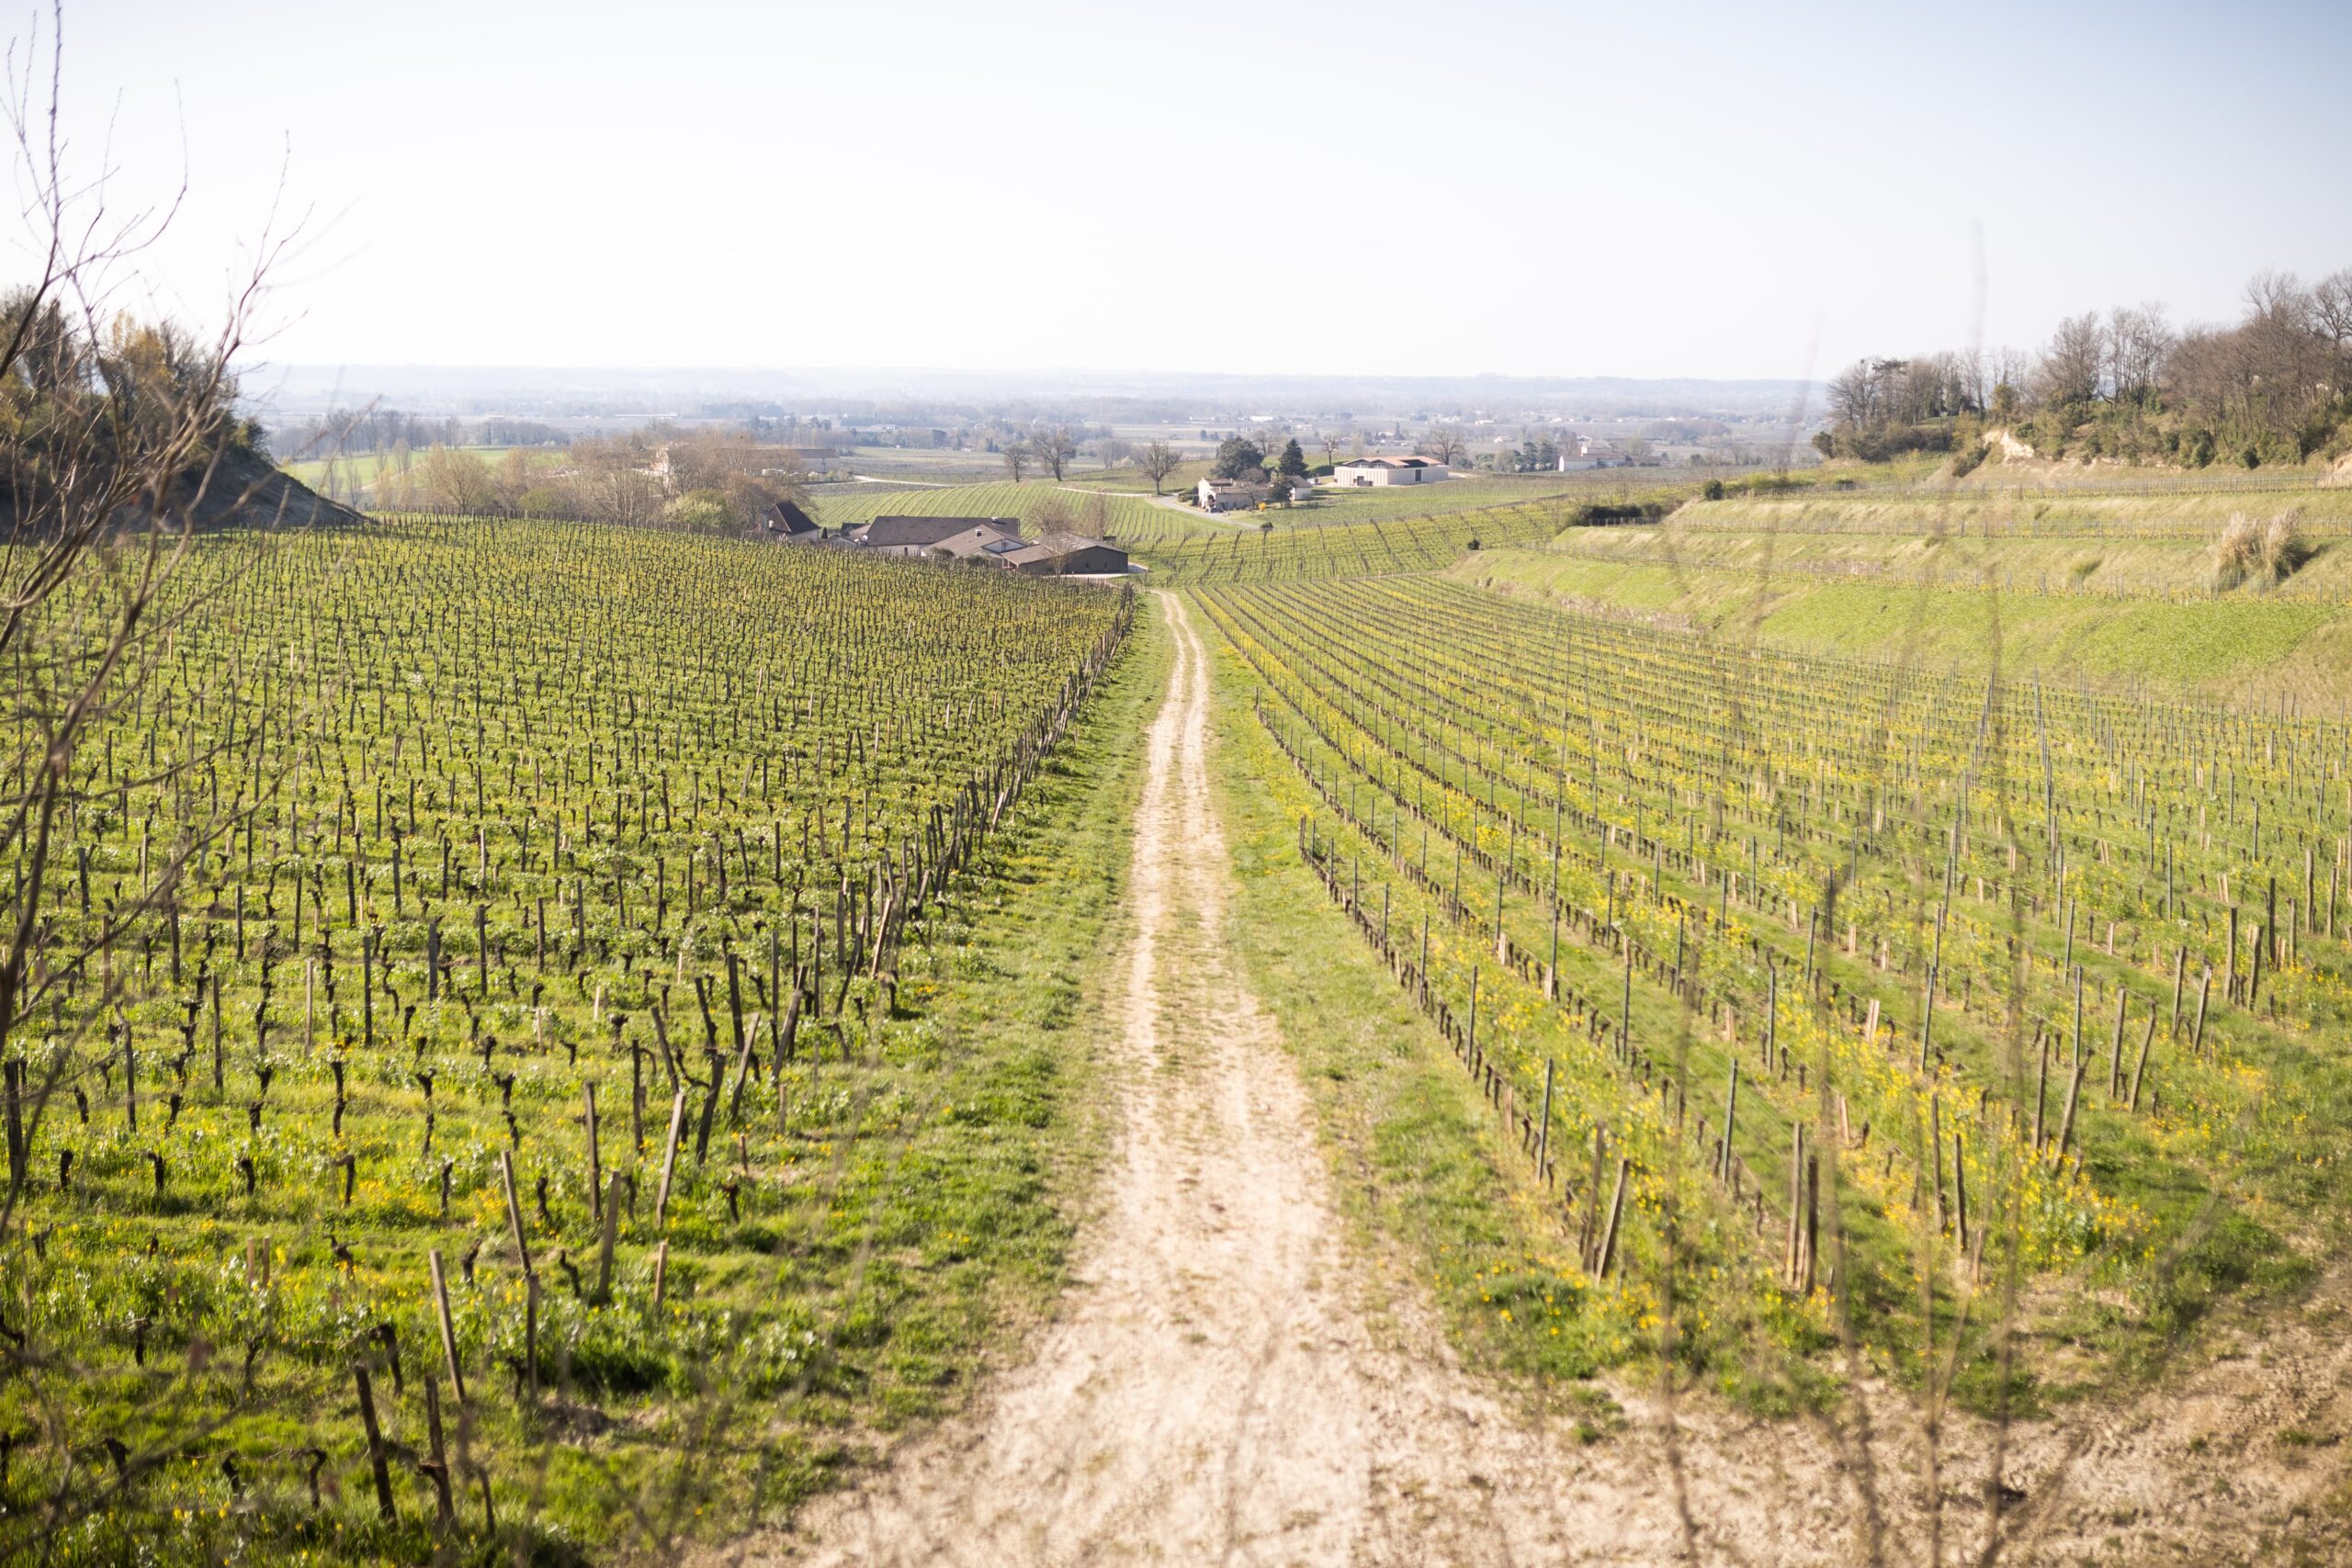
[1133,502,1588,584]
[1198,572,2352,1390]
[19,478,2352,1561]
[799,474,1675,558]
[1239,473,1640,529]
[0,517,1139,1560]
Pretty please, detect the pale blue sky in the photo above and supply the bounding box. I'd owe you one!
[50,0,2352,381]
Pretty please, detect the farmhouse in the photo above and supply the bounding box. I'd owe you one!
[844,515,1020,556]
[765,499,821,540]
[1001,533,1129,577]
[924,521,1026,562]
[1198,477,1268,513]
[1331,456,1450,486]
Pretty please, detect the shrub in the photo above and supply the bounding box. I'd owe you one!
[1701,479,1725,501]
[662,491,734,532]
[2262,509,2312,580]
[2209,508,2311,591]
[2211,512,2262,589]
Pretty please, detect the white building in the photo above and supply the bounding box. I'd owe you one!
[1329,456,1451,486]
[1198,476,1269,512]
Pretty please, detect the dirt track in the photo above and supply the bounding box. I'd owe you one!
[735,592,2352,1567]
[760,592,1590,1563]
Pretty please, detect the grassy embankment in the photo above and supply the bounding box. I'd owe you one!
[1455,488,2352,704]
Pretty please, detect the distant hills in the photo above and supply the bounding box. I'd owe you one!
[241,364,1816,425]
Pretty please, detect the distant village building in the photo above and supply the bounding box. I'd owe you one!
[1329,456,1450,486]
[1561,441,1662,471]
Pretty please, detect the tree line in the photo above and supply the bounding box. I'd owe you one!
[270,409,569,460]
[337,427,808,532]
[1818,264,2352,468]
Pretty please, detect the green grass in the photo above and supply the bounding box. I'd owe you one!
[1060,460,1212,496]
[1453,534,2352,702]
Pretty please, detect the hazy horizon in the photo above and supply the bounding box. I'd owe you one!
[241,362,1819,421]
[65,0,2352,384]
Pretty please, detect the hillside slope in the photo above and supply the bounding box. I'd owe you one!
[198,447,367,528]
[1450,501,2352,705]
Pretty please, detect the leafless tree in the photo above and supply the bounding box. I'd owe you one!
[1826,356,1981,429]
[1419,424,1469,466]
[2102,303,2175,405]
[2032,312,2105,408]
[1030,425,1078,482]
[1138,440,1182,495]
[2312,267,2352,353]
[419,444,503,512]
[2243,268,2311,327]
[567,434,665,524]
[498,445,534,507]
[0,16,335,1550]
[0,2,312,1055]
[2160,267,2352,449]
[1826,360,1887,426]
[1001,439,1032,482]
[1988,348,2032,408]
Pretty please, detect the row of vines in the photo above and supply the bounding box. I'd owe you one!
[0,516,1133,1558]
[1199,575,2352,1378]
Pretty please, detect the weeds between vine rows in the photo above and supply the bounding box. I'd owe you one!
[0,516,1136,1561]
